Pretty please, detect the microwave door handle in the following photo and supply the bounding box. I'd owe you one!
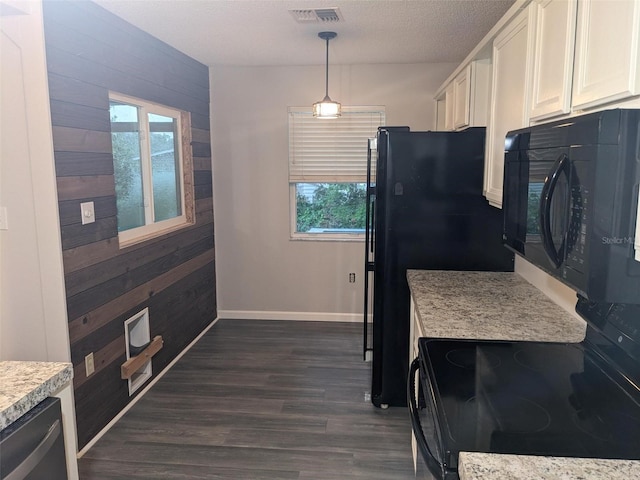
[539,154,569,268]
[408,358,446,480]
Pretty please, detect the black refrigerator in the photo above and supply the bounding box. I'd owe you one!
[363,126,514,408]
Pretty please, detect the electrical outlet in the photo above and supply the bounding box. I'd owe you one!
[349,272,356,283]
[85,352,95,376]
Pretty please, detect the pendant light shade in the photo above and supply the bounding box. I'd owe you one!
[313,31,341,119]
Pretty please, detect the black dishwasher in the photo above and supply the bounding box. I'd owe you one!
[1,397,68,480]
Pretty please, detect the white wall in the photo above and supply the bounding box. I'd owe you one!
[210,63,456,320]
[0,1,71,361]
[514,256,583,320]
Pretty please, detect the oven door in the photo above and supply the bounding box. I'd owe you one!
[408,358,458,480]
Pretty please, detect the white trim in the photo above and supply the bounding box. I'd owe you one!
[217,310,362,323]
[77,317,220,458]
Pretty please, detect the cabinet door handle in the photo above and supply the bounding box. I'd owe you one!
[4,420,63,480]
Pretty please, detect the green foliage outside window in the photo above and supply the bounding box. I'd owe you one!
[296,183,367,233]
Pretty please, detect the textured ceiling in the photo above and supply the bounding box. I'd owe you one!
[93,0,515,67]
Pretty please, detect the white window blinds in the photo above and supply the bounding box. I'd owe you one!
[288,106,385,183]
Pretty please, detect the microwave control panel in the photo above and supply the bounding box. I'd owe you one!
[565,183,589,272]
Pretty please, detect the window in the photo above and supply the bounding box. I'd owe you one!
[109,93,193,245]
[288,106,385,240]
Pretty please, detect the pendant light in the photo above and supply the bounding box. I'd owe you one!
[313,31,341,118]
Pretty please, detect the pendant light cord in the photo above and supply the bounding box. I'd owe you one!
[325,35,330,98]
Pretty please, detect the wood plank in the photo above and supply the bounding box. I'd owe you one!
[51,126,111,154]
[62,237,120,274]
[194,183,212,200]
[196,197,213,214]
[44,0,209,91]
[66,235,214,320]
[43,6,209,102]
[56,175,114,202]
[61,216,118,250]
[45,45,209,117]
[68,252,215,344]
[191,141,211,158]
[54,151,114,177]
[190,112,210,131]
[193,170,212,187]
[49,99,110,131]
[47,72,110,109]
[121,336,163,380]
[191,128,210,144]
[64,223,213,297]
[62,211,213,274]
[192,156,211,171]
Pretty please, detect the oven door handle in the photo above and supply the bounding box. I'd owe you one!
[4,419,62,480]
[539,153,569,268]
[408,357,446,480]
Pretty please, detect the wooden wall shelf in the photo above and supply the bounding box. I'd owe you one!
[121,335,163,380]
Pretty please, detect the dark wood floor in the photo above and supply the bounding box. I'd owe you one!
[78,319,417,479]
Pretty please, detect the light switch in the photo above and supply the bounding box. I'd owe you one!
[80,201,95,225]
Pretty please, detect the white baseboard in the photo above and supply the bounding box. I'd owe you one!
[217,309,363,323]
[77,317,219,458]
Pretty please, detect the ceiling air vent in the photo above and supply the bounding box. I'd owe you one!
[289,8,343,24]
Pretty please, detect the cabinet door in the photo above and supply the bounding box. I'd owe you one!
[572,0,640,110]
[530,0,577,120]
[453,65,471,130]
[484,6,535,208]
[444,83,455,131]
[435,94,447,130]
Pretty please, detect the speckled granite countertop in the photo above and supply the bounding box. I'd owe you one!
[406,270,586,342]
[0,361,73,430]
[459,452,640,480]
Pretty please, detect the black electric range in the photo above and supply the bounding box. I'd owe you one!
[409,296,640,480]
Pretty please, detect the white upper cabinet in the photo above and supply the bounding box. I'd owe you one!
[444,83,455,131]
[453,66,472,129]
[572,0,640,111]
[530,0,577,121]
[484,5,536,208]
[435,60,491,132]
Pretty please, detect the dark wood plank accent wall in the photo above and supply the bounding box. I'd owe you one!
[42,1,216,449]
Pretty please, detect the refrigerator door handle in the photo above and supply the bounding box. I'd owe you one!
[370,199,375,254]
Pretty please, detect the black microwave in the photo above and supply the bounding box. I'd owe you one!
[503,109,640,304]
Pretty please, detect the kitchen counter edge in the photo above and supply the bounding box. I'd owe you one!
[459,452,640,480]
[0,360,73,430]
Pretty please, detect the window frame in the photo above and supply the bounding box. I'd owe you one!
[288,106,385,242]
[109,92,194,247]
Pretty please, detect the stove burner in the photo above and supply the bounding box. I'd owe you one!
[572,410,640,443]
[514,347,580,373]
[445,348,501,370]
[467,394,552,433]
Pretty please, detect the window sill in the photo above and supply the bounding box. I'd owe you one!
[290,234,365,243]
[118,220,194,249]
